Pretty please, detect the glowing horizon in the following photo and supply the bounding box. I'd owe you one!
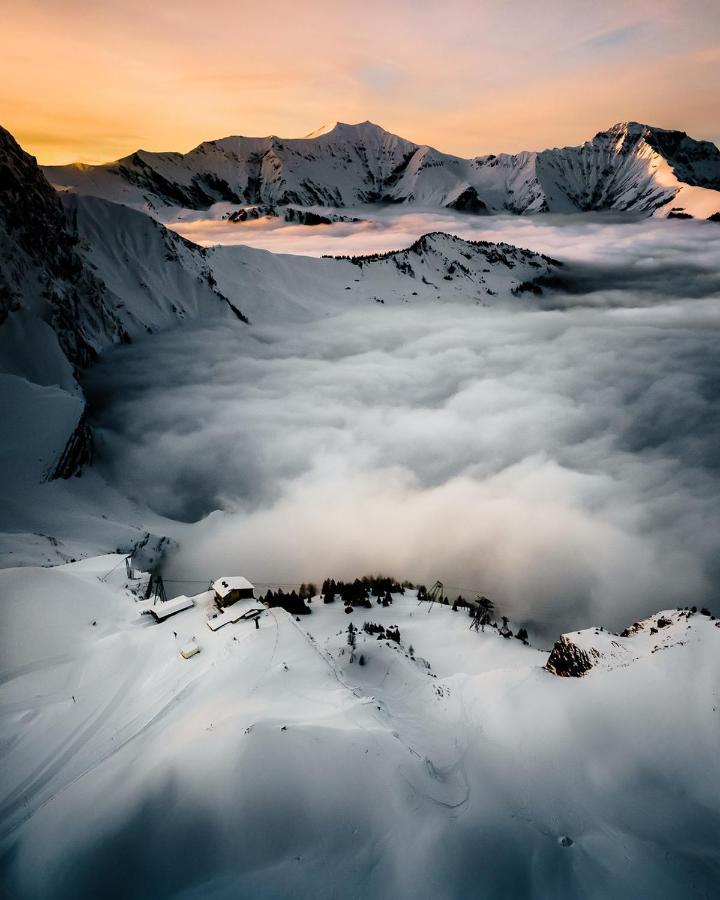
[2,0,719,166]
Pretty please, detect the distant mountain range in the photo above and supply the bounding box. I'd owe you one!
[44,120,720,220]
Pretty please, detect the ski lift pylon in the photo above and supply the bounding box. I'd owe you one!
[149,574,167,606]
[419,580,444,612]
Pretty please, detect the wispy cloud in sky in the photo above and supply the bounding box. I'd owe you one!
[582,22,649,52]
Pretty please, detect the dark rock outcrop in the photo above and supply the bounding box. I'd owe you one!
[446,186,488,214]
[50,411,93,480]
[0,125,120,370]
[225,204,277,222]
[545,635,596,677]
[225,204,362,226]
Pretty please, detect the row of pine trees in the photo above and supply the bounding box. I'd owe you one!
[261,574,528,644]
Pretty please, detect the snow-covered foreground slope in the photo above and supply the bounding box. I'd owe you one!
[44,120,720,220]
[1,562,719,898]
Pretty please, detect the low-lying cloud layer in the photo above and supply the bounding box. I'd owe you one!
[86,217,720,635]
[169,206,720,267]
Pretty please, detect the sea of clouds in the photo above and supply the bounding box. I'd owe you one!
[86,214,720,635]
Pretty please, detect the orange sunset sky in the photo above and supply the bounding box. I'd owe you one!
[1,0,719,165]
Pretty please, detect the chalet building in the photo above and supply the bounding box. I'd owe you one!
[212,576,255,607]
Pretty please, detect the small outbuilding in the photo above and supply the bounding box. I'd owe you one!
[212,576,255,607]
[144,594,194,622]
[180,637,200,660]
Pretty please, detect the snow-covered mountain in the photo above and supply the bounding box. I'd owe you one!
[322,232,560,304]
[44,120,720,220]
[2,124,561,379]
[1,120,561,393]
[528,122,720,217]
[202,230,561,325]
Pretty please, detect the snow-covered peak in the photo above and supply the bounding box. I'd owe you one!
[317,230,561,307]
[304,122,339,138]
[310,120,389,139]
[603,121,657,139]
[603,121,687,140]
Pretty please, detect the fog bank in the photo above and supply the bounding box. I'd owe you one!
[86,218,720,634]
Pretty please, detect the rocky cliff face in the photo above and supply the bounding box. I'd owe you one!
[49,411,93,480]
[0,126,124,480]
[0,125,124,372]
[545,635,597,677]
[638,123,720,189]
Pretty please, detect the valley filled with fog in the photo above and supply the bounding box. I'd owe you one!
[86,214,720,635]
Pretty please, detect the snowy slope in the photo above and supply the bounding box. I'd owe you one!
[1,568,719,898]
[323,233,560,305]
[67,194,248,334]
[44,120,720,220]
[532,122,720,216]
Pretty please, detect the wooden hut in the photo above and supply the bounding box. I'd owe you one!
[212,576,255,607]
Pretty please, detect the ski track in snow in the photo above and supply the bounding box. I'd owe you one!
[0,657,139,835]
